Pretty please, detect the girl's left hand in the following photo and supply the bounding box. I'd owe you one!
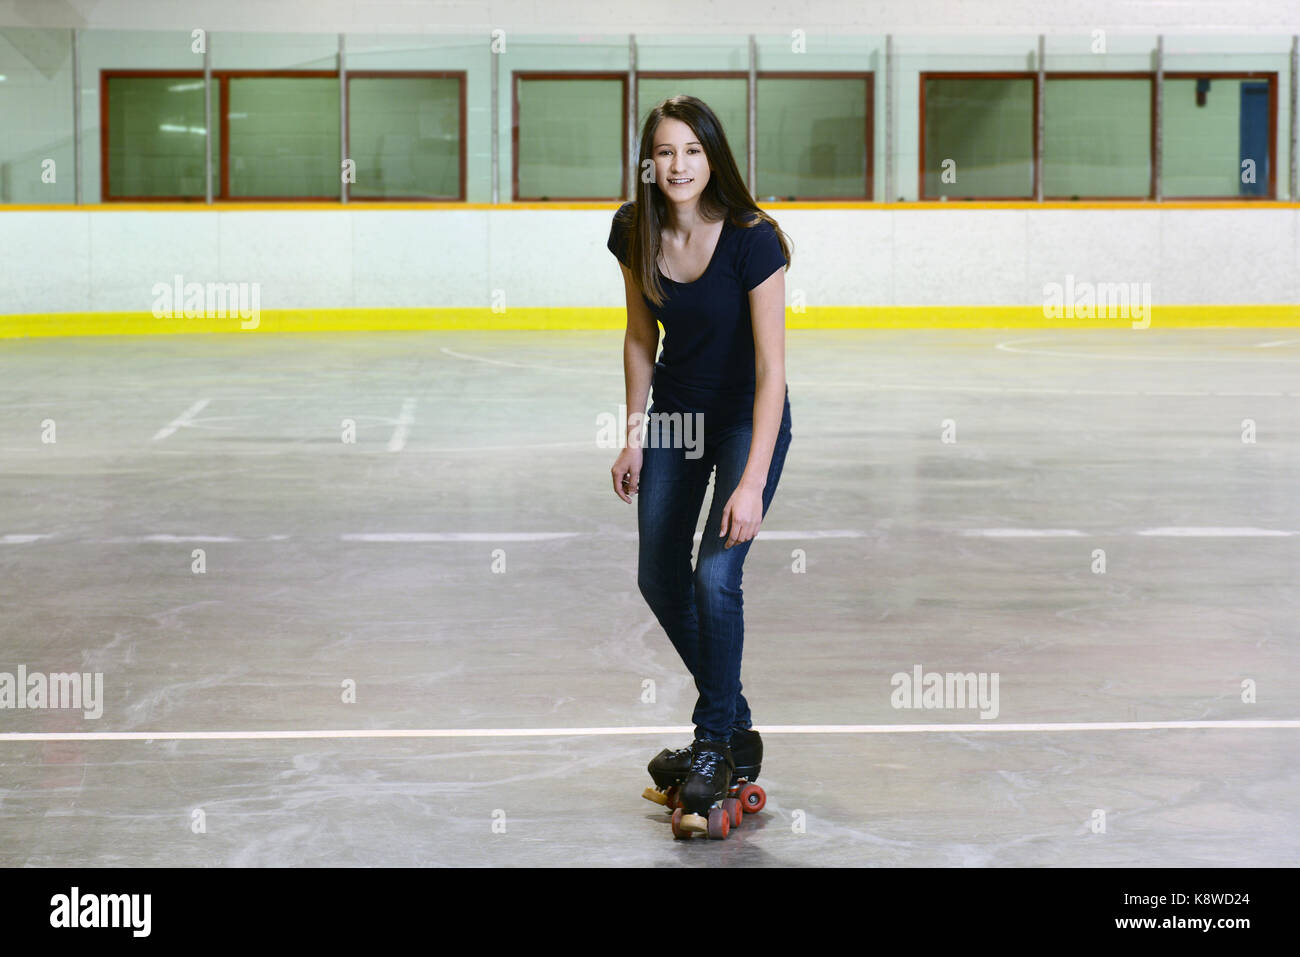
[719,484,763,549]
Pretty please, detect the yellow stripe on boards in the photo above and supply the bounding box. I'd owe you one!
[2,305,1299,338]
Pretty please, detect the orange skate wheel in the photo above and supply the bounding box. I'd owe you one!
[738,783,766,813]
[671,807,691,839]
[723,797,742,828]
[707,806,730,839]
[664,785,680,810]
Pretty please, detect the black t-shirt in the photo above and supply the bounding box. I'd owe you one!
[607,201,786,429]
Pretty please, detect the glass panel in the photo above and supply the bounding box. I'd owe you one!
[348,76,460,199]
[922,76,1034,199]
[516,76,622,200]
[756,33,882,199]
[75,30,203,202]
[895,35,1038,201]
[636,77,747,180]
[756,76,869,200]
[635,35,750,73]
[1162,36,1290,199]
[210,32,338,71]
[1163,77,1270,198]
[105,75,217,199]
[227,76,339,198]
[344,33,479,198]
[1043,77,1151,198]
[1043,33,1156,73]
[505,35,630,201]
[0,27,76,203]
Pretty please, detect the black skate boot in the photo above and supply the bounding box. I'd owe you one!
[642,743,695,806]
[672,740,737,840]
[727,728,768,814]
[643,728,767,814]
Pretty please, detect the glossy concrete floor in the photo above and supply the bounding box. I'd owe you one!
[0,328,1297,866]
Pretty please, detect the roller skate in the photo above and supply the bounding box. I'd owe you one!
[643,729,768,832]
[641,743,695,809]
[671,739,737,840]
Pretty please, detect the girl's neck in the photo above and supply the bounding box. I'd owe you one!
[663,202,718,240]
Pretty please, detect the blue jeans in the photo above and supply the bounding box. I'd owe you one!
[636,390,792,743]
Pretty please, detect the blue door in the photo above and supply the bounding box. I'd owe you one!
[1239,81,1269,197]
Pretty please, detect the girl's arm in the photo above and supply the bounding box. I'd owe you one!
[718,264,785,548]
[621,262,659,447]
[738,265,786,491]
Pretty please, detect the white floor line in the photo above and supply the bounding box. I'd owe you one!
[692,529,866,540]
[143,441,594,454]
[995,336,1300,363]
[436,343,1300,397]
[1137,527,1294,537]
[963,529,1086,537]
[342,532,582,542]
[754,381,1300,398]
[151,398,210,441]
[1,720,1297,743]
[440,346,620,377]
[4,528,1298,545]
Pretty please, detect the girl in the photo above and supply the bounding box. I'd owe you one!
[607,95,793,838]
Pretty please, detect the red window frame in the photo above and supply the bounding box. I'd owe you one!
[918,70,1278,201]
[100,68,468,202]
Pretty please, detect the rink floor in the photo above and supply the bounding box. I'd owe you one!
[0,327,1297,866]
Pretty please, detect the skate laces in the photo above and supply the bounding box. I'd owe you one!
[689,740,732,775]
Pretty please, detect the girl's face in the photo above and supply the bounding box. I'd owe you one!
[652,117,710,204]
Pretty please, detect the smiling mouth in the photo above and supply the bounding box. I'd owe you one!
[667,178,693,185]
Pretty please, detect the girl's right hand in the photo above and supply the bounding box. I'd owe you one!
[611,446,643,503]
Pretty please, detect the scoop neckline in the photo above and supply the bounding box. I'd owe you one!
[658,218,729,286]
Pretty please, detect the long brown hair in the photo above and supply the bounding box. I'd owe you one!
[614,95,792,307]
